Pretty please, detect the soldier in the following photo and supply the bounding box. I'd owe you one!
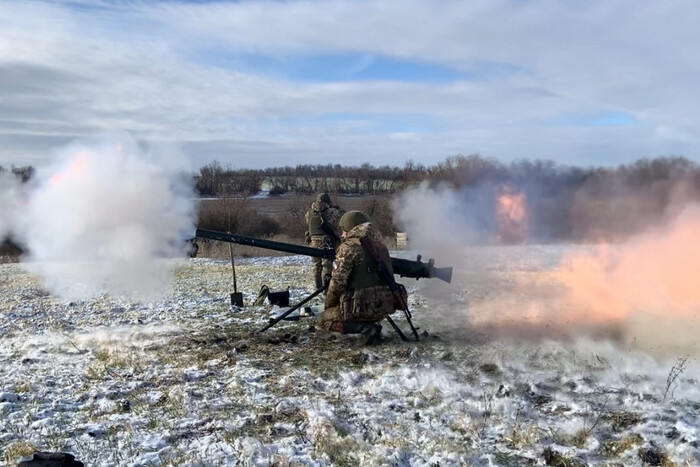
[318,210,394,345]
[305,193,344,289]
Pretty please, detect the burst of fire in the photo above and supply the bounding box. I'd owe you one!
[495,185,527,244]
[556,206,700,324]
[463,203,700,355]
[49,151,89,185]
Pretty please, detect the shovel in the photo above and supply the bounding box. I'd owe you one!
[229,244,244,307]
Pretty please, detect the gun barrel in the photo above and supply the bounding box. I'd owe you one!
[391,257,453,283]
[196,229,335,259]
[195,228,452,283]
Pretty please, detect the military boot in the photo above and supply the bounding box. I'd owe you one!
[362,323,382,345]
[341,322,383,345]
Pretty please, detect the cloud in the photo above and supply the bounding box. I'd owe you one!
[0,0,699,168]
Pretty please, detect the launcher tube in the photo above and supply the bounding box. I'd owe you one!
[195,228,452,283]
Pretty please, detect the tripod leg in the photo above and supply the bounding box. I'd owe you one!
[257,286,326,334]
[403,311,420,341]
[385,316,408,342]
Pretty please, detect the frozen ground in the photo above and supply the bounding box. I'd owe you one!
[1,245,698,466]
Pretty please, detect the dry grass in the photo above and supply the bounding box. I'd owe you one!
[197,194,397,243]
[2,440,37,465]
[196,234,305,260]
[0,240,22,263]
[606,411,643,432]
[601,433,643,457]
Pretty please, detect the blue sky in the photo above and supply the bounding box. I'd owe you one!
[202,52,469,83]
[0,0,698,169]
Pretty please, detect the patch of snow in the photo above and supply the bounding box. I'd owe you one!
[1,248,699,466]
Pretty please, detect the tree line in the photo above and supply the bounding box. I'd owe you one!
[195,160,431,196]
[193,154,700,243]
[0,165,34,182]
[5,155,700,245]
[192,155,700,198]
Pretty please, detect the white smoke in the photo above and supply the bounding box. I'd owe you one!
[393,181,700,357]
[392,181,489,264]
[15,135,196,301]
[0,171,25,240]
[392,182,488,332]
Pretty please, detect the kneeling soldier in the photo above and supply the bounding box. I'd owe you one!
[319,210,394,344]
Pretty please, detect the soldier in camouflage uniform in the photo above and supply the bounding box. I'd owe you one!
[305,193,344,289]
[319,210,394,345]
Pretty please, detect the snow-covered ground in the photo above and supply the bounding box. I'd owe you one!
[1,246,698,466]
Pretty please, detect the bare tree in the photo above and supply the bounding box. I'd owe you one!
[195,161,226,196]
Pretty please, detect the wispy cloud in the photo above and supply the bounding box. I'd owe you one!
[200,52,467,83]
[0,0,698,168]
[553,112,639,127]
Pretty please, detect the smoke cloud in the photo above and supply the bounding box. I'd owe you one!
[392,181,493,261]
[14,135,196,301]
[394,180,700,356]
[556,205,700,355]
[392,181,502,334]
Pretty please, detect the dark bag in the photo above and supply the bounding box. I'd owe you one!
[18,452,85,467]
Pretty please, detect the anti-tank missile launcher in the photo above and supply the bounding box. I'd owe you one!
[195,228,452,284]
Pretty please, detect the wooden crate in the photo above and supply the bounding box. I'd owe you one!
[395,232,408,249]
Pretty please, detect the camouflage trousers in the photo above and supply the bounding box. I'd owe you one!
[319,285,394,332]
[310,235,334,283]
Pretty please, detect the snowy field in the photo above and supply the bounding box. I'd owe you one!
[1,246,699,466]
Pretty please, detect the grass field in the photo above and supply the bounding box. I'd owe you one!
[2,250,697,466]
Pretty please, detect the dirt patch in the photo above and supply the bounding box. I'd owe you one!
[0,240,22,263]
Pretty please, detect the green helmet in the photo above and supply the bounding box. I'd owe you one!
[316,193,331,204]
[340,210,370,232]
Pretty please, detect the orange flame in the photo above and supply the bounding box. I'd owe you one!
[464,205,700,355]
[556,206,700,324]
[49,152,89,186]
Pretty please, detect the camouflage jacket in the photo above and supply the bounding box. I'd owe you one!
[305,200,344,238]
[325,222,394,321]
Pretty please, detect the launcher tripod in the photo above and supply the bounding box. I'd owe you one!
[257,285,417,342]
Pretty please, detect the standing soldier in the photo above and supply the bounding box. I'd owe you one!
[318,210,394,345]
[305,193,344,289]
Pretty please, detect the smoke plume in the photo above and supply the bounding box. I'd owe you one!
[14,135,196,301]
[556,205,700,355]
[392,181,500,334]
[394,180,700,356]
[392,181,492,261]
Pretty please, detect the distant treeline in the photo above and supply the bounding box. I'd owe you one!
[195,154,700,243]
[6,155,700,244]
[195,160,423,196]
[0,165,34,182]
[192,155,700,197]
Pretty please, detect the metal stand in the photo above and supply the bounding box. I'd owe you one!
[229,244,243,307]
[385,316,408,341]
[402,308,421,341]
[255,286,419,343]
[257,286,326,334]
